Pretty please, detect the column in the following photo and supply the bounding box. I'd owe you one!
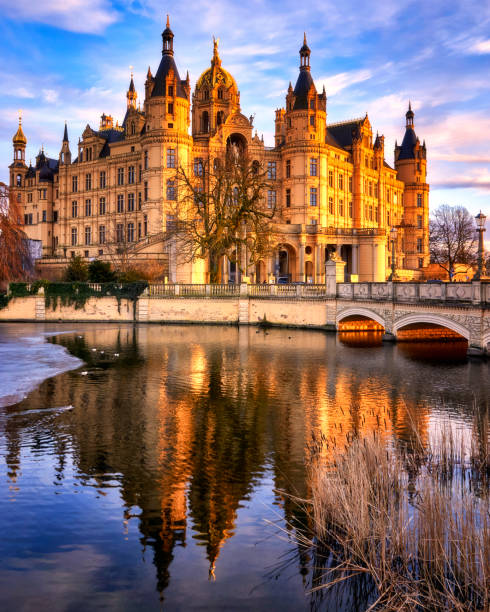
[299,244,305,282]
[352,245,359,275]
[316,244,322,283]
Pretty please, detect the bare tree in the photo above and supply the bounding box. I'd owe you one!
[429,204,476,281]
[0,182,32,284]
[167,149,276,283]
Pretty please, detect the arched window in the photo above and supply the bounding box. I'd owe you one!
[201,111,209,133]
[218,88,223,100]
[166,179,176,201]
[216,111,224,126]
[16,174,22,187]
[131,122,135,135]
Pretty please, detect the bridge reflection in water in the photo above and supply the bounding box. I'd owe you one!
[0,323,488,610]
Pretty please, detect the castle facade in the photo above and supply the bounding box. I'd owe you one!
[9,19,429,283]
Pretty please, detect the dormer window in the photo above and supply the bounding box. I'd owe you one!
[168,85,174,96]
[204,89,209,100]
[309,99,315,110]
[218,88,223,100]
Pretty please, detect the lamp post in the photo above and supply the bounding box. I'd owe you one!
[388,226,398,281]
[474,211,487,280]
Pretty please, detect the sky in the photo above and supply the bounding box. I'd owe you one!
[0,0,489,224]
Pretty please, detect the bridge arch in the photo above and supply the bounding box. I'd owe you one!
[393,313,470,340]
[336,307,386,329]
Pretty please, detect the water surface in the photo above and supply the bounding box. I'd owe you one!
[0,323,488,611]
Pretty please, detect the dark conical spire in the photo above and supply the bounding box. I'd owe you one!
[63,121,69,142]
[162,14,174,56]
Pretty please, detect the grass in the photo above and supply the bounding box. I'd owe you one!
[290,414,489,611]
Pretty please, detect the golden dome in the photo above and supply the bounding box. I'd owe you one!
[196,38,237,91]
[13,115,27,145]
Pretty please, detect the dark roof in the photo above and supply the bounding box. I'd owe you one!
[96,128,125,158]
[292,69,315,110]
[63,122,68,142]
[398,127,418,160]
[151,54,187,98]
[26,165,35,178]
[325,130,345,151]
[327,119,363,149]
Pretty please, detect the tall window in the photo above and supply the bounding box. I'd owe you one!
[143,215,148,236]
[42,210,47,222]
[99,197,106,215]
[127,193,135,211]
[167,103,174,115]
[417,193,423,207]
[85,226,91,245]
[285,188,291,208]
[267,161,276,180]
[166,179,176,200]
[117,194,124,213]
[99,171,106,188]
[418,258,424,268]
[310,158,318,176]
[85,199,91,216]
[138,165,142,182]
[167,148,176,168]
[338,174,344,190]
[138,192,142,210]
[329,197,334,214]
[328,170,333,187]
[85,173,92,190]
[72,201,78,218]
[128,166,135,184]
[339,199,344,216]
[310,187,317,206]
[116,223,124,242]
[267,190,276,209]
[144,181,148,201]
[417,238,423,253]
[127,223,134,242]
[286,159,291,178]
[144,150,148,170]
[117,167,124,185]
[349,201,353,218]
[348,176,353,193]
[71,228,77,246]
[417,215,422,229]
[194,158,203,176]
[72,176,78,193]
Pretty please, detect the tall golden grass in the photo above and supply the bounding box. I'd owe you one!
[295,417,489,611]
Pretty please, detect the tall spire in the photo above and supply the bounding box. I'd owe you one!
[127,67,137,109]
[406,100,414,128]
[162,14,174,56]
[13,111,27,146]
[63,121,69,142]
[299,33,311,71]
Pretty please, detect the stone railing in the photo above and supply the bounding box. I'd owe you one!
[337,281,489,305]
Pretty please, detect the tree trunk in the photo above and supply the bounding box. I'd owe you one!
[209,251,220,284]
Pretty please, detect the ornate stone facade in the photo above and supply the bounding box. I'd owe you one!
[9,20,430,283]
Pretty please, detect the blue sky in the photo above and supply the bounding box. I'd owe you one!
[1,0,489,221]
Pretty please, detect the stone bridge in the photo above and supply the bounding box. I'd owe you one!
[331,280,490,355]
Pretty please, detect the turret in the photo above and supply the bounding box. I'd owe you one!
[127,70,137,109]
[12,112,27,164]
[59,122,71,164]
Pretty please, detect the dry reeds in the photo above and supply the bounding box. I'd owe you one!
[300,421,489,611]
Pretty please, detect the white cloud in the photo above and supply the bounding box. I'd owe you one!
[316,69,372,96]
[470,39,490,54]
[42,89,59,104]
[0,0,118,34]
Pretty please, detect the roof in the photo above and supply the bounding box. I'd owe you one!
[151,54,187,98]
[397,126,418,160]
[327,119,363,149]
[96,128,125,157]
[13,121,27,145]
[292,69,315,110]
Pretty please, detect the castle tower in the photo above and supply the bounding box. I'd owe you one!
[395,103,429,270]
[284,34,327,143]
[192,37,240,138]
[59,122,71,165]
[10,112,27,189]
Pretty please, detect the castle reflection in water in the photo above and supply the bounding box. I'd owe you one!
[1,324,484,601]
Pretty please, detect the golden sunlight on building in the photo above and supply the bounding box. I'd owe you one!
[10,20,429,283]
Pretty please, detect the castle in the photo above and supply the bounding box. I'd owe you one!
[9,18,429,283]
